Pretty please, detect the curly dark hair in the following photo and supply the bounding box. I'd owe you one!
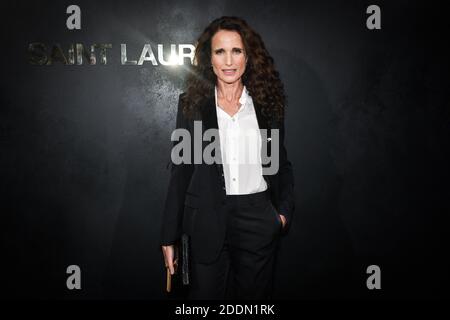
[181,16,287,123]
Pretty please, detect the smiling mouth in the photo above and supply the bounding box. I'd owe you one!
[223,69,237,74]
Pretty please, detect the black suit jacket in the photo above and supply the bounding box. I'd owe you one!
[160,89,295,264]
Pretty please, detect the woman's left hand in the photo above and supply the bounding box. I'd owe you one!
[279,214,286,229]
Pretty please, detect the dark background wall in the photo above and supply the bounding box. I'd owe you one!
[1,0,448,299]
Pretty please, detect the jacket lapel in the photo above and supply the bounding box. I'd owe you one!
[254,101,273,170]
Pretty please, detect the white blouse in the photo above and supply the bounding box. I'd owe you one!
[215,85,268,195]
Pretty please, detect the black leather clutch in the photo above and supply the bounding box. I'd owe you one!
[166,233,190,294]
[180,233,190,285]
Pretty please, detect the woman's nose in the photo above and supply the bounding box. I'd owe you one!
[225,53,232,65]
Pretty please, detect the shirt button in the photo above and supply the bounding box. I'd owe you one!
[232,118,235,122]
[232,178,236,181]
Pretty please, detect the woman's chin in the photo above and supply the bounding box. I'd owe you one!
[218,75,242,84]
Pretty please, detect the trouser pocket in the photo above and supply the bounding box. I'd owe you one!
[268,201,282,234]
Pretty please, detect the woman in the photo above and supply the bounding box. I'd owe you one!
[161,16,295,300]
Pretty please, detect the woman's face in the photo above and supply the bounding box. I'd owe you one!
[211,30,248,85]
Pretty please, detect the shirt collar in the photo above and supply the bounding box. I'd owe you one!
[215,85,249,111]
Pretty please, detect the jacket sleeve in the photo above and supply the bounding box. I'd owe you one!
[160,93,194,246]
[276,115,295,231]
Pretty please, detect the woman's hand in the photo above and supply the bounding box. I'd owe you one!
[279,214,287,229]
[162,245,177,275]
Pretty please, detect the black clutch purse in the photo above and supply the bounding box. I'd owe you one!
[180,233,190,285]
[166,233,190,294]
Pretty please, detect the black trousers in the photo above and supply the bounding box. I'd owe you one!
[187,188,282,300]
